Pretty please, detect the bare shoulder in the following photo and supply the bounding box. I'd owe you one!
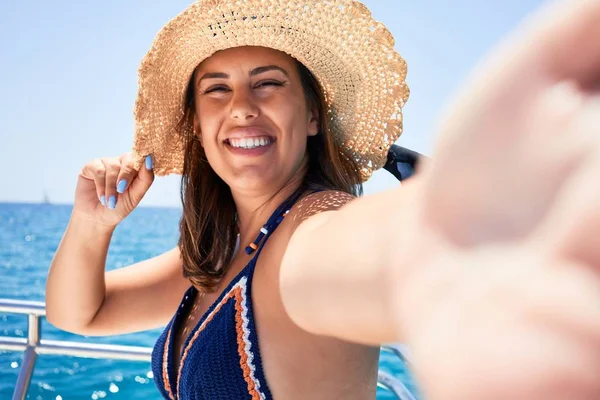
[257,190,356,273]
[286,190,356,229]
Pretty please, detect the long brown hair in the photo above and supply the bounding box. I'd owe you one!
[177,58,363,293]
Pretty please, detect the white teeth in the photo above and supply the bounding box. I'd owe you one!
[228,137,272,149]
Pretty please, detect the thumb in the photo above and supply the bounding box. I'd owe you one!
[432,0,600,149]
[128,154,155,206]
[531,0,600,88]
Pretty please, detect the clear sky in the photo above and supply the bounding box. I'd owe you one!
[0,0,546,207]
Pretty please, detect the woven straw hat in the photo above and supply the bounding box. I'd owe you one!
[132,0,409,181]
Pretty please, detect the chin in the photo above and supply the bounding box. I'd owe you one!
[226,167,279,192]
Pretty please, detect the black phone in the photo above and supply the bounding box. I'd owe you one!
[383,144,425,182]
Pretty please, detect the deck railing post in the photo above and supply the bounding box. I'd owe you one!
[12,346,37,400]
[12,314,41,400]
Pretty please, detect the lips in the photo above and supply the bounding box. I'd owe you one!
[223,126,276,143]
[226,136,275,149]
[221,126,277,157]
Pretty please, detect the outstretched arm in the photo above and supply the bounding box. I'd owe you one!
[281,0,600,398]
[280,179,424,344]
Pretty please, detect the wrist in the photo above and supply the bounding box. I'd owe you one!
[68,211,117,238]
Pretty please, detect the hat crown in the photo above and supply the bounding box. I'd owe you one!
[133,0,409,180]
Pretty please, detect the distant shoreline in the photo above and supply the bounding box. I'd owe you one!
[0,201,182,210]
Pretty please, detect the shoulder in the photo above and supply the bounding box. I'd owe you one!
[265,189,356,249]
[287,190,356,226]
[256,190,356,275]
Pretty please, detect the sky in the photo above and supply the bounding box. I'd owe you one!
[0,0,547,207]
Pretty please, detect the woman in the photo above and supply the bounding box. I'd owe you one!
[46,0,600,399]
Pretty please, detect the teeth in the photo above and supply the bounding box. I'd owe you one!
[228,137,272,149]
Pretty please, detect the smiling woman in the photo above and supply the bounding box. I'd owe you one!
[176,47,363,298]
[47,0,408,399]
[45,0,600,399]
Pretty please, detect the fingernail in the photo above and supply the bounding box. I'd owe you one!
[108,195,117,210]
[117,179,128,194]
[100,195,106,206]
[145,155,153,170]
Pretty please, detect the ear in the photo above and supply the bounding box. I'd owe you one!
[193,113,203,145]
[307,105,319,137]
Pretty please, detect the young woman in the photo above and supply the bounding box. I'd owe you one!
[46,0,600,399]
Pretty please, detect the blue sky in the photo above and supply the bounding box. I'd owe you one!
[0,0,546,207]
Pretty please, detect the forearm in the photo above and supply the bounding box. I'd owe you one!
[281,176,426,344]
[45,213,114,332]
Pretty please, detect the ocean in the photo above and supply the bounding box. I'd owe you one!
[0,202,420,399]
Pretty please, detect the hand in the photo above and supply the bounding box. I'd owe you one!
[72,152,154,228]
[397,244,600,400]
[419,0,600,253]
[392,0,600,399]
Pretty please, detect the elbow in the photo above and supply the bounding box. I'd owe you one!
[45,301,98,336]
[45,311,88,336]
[44,299,65,331]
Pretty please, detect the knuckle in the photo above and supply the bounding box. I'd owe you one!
[93,165,106,177]
[102,159,120,175]
[119,165,134,175]
[104,159,119,168]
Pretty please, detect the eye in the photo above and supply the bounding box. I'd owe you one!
[203,85,230,94]
[256,80,285,88]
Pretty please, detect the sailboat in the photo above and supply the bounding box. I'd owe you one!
[42,190,51,205]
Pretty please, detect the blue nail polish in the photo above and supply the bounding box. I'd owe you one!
[117,179,128,194]
[145,155,153,170]
[100,195,106,206]
[108,195,117,210]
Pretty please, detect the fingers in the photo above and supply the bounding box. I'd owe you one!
[532,0,600,87]
[115,152,138,195]
[79,153,153,211]
[536,131,600,267]
[101,157,122,210]
[526,258,600,342]
[83,159,108,206]
[126,154,154,207]
[437,0,600,136]
[488,0,600,82]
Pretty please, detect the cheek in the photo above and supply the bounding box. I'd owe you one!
[195,104,222,145]
[267,96,309,134]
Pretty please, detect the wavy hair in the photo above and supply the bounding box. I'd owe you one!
[177,59,363,293]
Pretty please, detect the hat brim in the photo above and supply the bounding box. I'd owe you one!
[132,0,409,181]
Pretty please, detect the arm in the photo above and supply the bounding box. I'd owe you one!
[280,178,425,344]
[46,215,114,332]
[46,214,190,336]
[46,153,191,336]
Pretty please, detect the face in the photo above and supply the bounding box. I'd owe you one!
[192,46,319,193]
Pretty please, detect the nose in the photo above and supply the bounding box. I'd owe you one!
[229,88,259,121]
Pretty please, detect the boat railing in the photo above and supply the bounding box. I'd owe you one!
[0,298,416,400]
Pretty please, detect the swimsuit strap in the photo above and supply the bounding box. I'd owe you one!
[244,184,323,255]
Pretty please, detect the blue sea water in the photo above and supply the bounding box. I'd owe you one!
[0,202,420,399]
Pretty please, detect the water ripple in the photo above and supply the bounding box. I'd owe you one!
[0,203,419,399]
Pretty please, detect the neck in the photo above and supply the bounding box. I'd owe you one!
[231,159,309,249]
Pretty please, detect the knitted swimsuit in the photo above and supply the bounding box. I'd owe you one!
[151,189,309,400]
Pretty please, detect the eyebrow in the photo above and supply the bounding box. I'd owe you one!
[197,65,290,85]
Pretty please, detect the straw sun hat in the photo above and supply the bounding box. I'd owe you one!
[132,0,409,181]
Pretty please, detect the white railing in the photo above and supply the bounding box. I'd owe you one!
[0,298,416,400]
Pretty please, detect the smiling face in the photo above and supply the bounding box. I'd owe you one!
[192,46,319,194]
